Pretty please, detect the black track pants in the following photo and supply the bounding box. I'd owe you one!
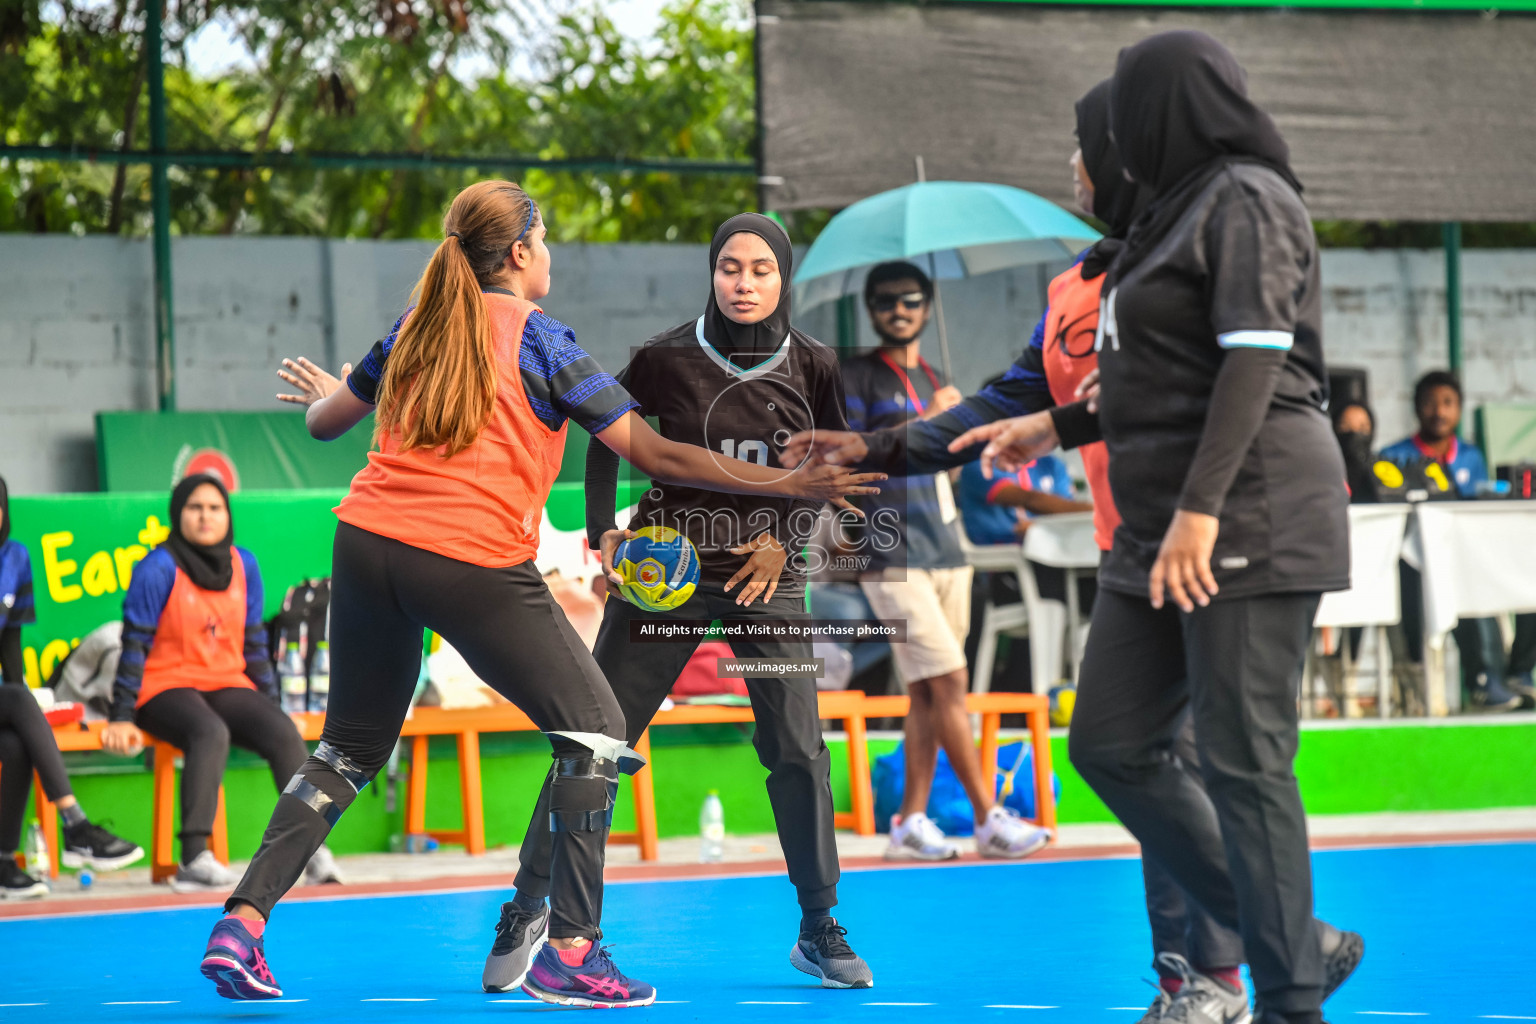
[1068,588,1323,1023]
[230,524,624,938]
[0,683,76,852]
[515,581,841,913]
[1141,712,1247,976]
[136,686,308,863]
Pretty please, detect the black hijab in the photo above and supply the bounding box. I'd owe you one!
[1074,78,1149,279]
[702,213,794,369]
[1106,31,1301,287]
[166,473,235,592]
[0,475,10,547]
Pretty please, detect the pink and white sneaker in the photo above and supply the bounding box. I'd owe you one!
[522,940,656,1008]
[200,915,283,1000]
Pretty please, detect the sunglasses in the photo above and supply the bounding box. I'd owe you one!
[870,292,927,314]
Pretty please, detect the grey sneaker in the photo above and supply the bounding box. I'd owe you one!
[790,918,873,989]
[482,899,550,992]
[1135,986,1174,1023]
[170,850,238,894]
[1158,953,1251,1024]
[1319,922,1364,1000]
[303,844,343,885]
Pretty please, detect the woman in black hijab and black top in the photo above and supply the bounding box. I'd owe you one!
[950,32,1362,1024]
[499,214,877,991]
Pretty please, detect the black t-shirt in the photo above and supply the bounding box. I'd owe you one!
[1096,163,1349,599]
[614,318,849,584]
[841,351,966,572]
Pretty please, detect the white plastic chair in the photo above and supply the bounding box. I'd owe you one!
[958,512,1098,694]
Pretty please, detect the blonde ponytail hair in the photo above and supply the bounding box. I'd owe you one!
[374,180,540,457]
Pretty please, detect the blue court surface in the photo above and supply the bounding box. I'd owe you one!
[2,841,1531,1022]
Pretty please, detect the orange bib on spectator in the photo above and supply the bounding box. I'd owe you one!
[335,293,568,568]
[137,552,254,707]
[1042,265,1122,553]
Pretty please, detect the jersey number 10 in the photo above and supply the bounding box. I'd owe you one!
[719,439,769,465]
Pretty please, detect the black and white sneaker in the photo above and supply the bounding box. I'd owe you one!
[482,899,550,992]
[61,820,144,872]
[1320,923,1364,1000]
[0,858,49,899]
[790,918,873,989]
[1157,953,1250,1024]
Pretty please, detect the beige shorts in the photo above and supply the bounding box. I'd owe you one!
[860,566,974,684]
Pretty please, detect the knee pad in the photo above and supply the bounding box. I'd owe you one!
[280,741,373,827]
[547,755,620,833]
[545,730,646,776]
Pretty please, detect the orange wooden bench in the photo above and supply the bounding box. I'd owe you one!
[33,721,241,881]
[33,689,1054,876]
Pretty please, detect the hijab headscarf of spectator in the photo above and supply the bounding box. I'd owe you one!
[165,473,235,591]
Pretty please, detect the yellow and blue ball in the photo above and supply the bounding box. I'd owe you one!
[614,526,700,612]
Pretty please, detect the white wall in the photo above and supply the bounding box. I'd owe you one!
[2,237,1533,494]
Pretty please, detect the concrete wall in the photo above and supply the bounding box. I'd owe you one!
[2,236,1534,494]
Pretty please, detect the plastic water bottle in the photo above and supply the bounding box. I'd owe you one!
[308,640,330,713]
[24,820,48,879]
[699,791,725,863]
[279,622,308,714]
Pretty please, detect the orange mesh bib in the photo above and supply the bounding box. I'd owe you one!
[1043,266,1122,553]
[137,553,254,707]
[336,294,568,567]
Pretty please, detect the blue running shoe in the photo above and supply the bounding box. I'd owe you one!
[522,941,655,1008]
[200,916,283,1000]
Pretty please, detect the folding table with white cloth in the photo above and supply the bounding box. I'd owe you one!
[1404,502,1536,714]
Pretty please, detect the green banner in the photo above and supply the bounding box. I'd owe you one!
[96,411,376,492]
[97,411,600,490]
[8,483,619,687]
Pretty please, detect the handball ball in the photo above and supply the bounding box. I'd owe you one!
[1048,685,1076,728]
[615,526,700,612]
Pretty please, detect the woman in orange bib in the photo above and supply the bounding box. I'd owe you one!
[198,180,882,1006]
[101,475,337,893]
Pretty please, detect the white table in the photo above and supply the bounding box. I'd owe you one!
[1312,504,1412,718]
[1405,502,1536,712]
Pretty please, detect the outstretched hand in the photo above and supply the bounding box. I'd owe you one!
[795,463,884,516]
[947,411,1060,479]
[779,429,869,469]
[277,357,351,407]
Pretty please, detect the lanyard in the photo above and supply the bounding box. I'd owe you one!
[878,351,942,415]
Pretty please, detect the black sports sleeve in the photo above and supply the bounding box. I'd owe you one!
[1177,349,1287,517]
[857,343,1067,476]
[783,353,850,538]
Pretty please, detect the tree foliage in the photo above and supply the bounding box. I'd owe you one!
[0,0,760,241]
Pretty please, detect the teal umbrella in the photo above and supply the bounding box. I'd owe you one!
[793,180,1100,381]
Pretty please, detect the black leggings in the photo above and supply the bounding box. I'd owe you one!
[516,581,841,914]
[231,524,624,938]
[135,686,308,862]
[0,683,75,852]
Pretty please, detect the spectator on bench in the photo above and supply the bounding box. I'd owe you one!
[98,474,342,891]
[0,473,142,899]
[1380,372,1521,711]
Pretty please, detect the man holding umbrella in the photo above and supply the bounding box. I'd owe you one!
[841,261,1053,862]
